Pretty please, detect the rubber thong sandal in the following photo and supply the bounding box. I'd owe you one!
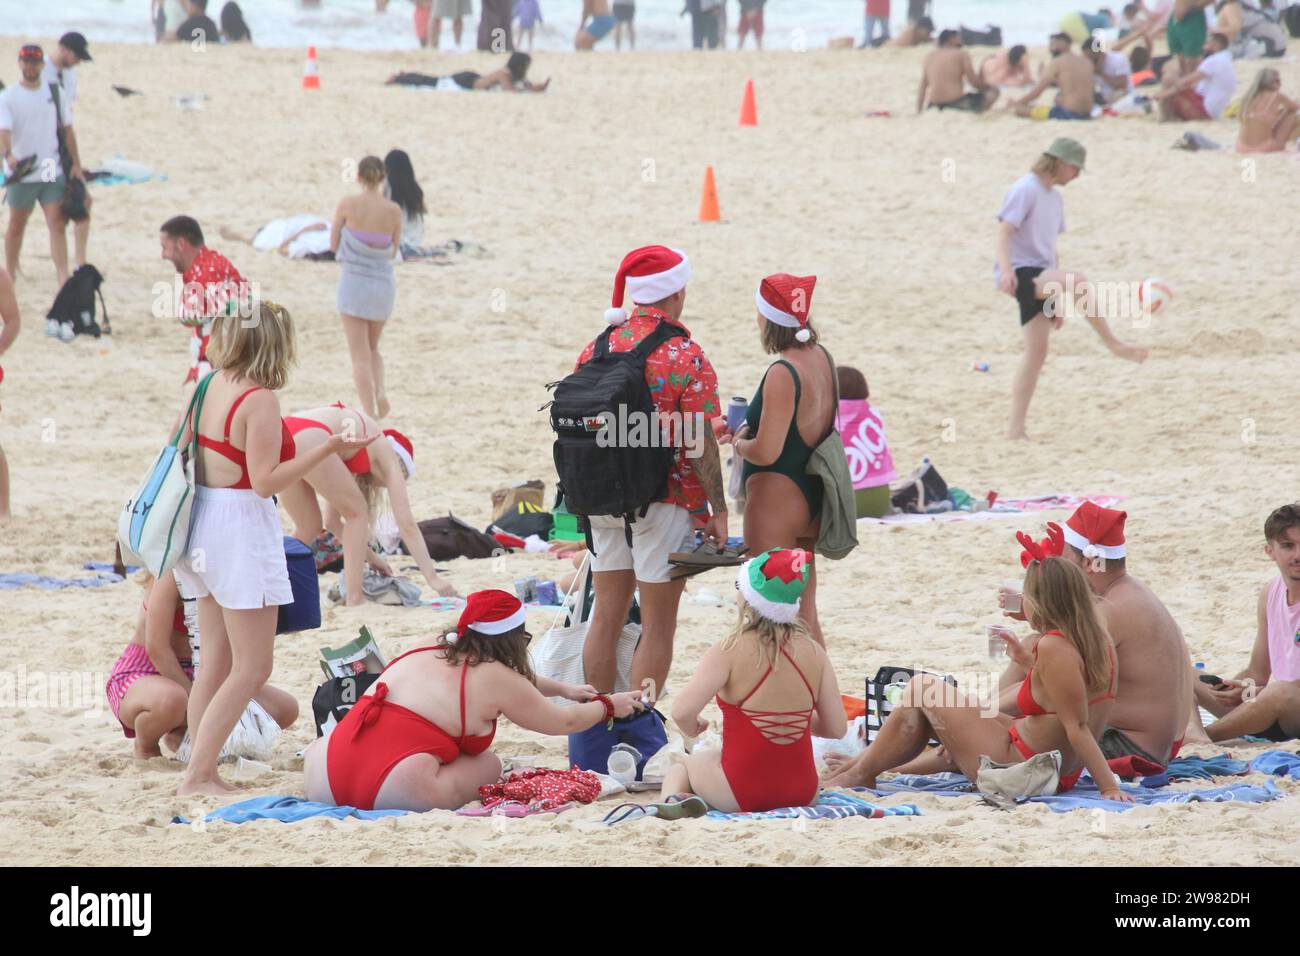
[601,803,653,826]
[668,542,748,580]
[649,795,710,820]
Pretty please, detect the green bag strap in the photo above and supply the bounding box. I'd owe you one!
[170,371,216,450]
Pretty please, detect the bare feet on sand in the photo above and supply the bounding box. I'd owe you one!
[1110,342,1149,363]
[176,774,236,797]
[821,751,855,776]
[134,740,163,760]
[821,753,875,789]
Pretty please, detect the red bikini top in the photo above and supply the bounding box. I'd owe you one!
[1017,629,1117,717]
[197,387,296,489]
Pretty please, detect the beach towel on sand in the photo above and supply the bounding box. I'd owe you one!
[172,796,410,825]
[604,790,920,824]
[0,571,126,590]
[858,494,1124,527]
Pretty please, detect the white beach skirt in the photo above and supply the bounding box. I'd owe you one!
[173,487,293,610]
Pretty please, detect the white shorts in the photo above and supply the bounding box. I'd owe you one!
[173,487,293,610]
[588,502,694,584]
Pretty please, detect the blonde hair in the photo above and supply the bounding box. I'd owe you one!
[723,600,814,671]
[357,155,385,186]
[1239,68,1282,125]
[1023,556,1112,696]
[205,300,296,391]
[1031,154,1060,176]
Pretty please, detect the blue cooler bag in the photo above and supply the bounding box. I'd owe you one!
[277,536,321,634]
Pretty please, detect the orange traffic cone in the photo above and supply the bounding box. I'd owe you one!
[699,166,721,222]
[302,46,321,90]
[739,79,758,126]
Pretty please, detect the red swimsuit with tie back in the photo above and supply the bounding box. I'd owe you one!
[1008,629,1118,792]
[326,647,496,810]
[718,648,820,812]
[282,402,373,475]
[197,387,296,489]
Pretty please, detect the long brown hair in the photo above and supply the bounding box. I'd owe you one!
[1022,556,1112,695]
[439,625,535,684]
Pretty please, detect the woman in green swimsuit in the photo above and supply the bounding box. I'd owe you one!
[727,274,837,645]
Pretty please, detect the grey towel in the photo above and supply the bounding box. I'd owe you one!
[336,227,396,321]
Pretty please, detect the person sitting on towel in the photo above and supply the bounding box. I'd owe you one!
[279,403,456,603]
[824,551,1133,801]
[105,573,298,759]
[304,590,644,811]
[917,29,999,112]
[896,504,1195,776]
[663,550,845,813]
[1195,504,1300,744]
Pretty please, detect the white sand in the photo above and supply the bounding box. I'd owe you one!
[1,41,1298,864]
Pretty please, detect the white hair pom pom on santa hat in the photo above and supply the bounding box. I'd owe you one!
[605,307,629,326]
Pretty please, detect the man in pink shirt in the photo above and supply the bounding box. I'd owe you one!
[1197,503,1300,743]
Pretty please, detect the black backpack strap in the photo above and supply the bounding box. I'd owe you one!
[591,326,616,360]
[627,321,685,364]
[97,285,111,334]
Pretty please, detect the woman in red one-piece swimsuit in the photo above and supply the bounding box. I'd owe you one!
[663,549,846,813]
[305,590,645,811]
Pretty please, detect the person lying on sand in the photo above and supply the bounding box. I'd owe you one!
[981,45,1034,88]
[106,573,298,760]
[387,52,550,91]
[278,404,456,602]
[304,590,644,811]
[1193,504,1300,744]
[218,217,330,259]
[1009,34,1096,120]
[662,550,844,812]
[917,29,998,113]
[824,554,1133,802]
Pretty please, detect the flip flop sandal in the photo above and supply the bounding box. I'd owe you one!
[650,795,710,820]
[601,802,654,826]
[668,542,749,579]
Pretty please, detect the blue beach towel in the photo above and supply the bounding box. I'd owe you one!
[0,571,126,590]
[704,790,920,822]
[855,773,1286,812]
[1250,750,1300,780]
[1139,754,1250,788]
[172,796,412,825]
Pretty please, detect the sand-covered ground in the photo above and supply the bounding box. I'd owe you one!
[1,39,1298,865]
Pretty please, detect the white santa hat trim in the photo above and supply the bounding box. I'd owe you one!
[736,564,803,625]
[755,287,801,328]
[467,607,527,636]
[607,248,692,325]
[386,435,415,480]
[1062,524,1126,560]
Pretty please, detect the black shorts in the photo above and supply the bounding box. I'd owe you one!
[1259,720,1297,743]
[1014,266,1047,325]
[451,70,481,90]
[932,91,989,112]
[613,2,634,22]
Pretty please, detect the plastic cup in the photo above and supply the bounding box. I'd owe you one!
[607,744,641,786]
[999,582,1023,614]
[986,625,1015,660]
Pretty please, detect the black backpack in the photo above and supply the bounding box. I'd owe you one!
[545,322,684,551]
[47,264,108,338]
[311,673,380,737]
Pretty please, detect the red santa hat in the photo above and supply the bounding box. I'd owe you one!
[454,589,527,640]
[1063,502,1127,560]
[605,245,691,326]
[756,273,816,343]
[382,428,415,479]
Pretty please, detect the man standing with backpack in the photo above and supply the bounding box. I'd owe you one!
[552,245,727,767]
[0,45,73,288]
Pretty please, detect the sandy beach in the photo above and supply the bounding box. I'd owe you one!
[1,37,1298,865]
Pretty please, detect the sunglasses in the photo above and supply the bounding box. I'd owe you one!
[19,47,44,61]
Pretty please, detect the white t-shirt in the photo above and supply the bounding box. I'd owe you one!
[994,173,1065,279]
[1101,51,1132,92]
[0,82,70,184]
[1195,49,1237,118]
[41,58,77,125]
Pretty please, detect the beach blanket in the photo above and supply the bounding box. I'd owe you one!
[702,790,919,821]
[172,796,411,825]
[86,156,167,185]
[1139,754,1249,787]
[1250,750,1300,780]
[0,571,126,590]
[84,561,140,573]
[859,769,1286,812]
[859,494,1124,527]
